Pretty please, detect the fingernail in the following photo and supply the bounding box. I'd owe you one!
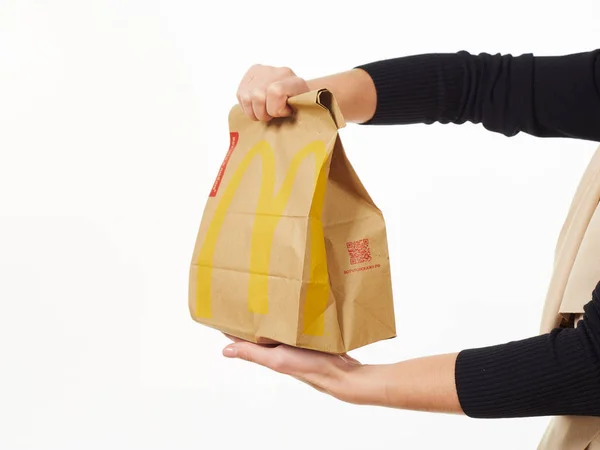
[223,345,238,358]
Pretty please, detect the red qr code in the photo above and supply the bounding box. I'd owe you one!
[346,238,372,265]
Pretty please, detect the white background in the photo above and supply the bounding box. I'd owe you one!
[1,1,599,449]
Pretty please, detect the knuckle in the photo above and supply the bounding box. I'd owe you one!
[239,93,252,105]
[251,88,266,102]
[270,354,287,373]
[278,66,294,77]
[266,82,285,98]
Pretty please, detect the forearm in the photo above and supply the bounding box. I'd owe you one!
[353,353,463,414]
[306,69,377,124]
[351,288,600,418]
[334,50,600,141]
[354,331,600,418]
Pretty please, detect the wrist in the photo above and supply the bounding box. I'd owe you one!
[341,354,463,414]
[339,364,395,407]
[305,69,376,124]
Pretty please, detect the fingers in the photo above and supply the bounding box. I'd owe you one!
[223,333,244,343]
[221,342,364,402]
[339,354,362,366]
[236,91,256,121]
[222,342,288,374]
[236,65,310,122]
[250,88,270,122]
[223,333,278,349]
[265,77,309,118]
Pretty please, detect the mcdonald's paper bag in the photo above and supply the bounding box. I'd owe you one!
[188,89,396,354]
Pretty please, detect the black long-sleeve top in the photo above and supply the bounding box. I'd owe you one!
[356,49,600,418]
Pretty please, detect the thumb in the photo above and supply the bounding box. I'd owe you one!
[265,77,310,118]
[222,342,274,367]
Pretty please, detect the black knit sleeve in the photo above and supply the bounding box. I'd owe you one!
[355,50,600,142]
[454,281,600,418]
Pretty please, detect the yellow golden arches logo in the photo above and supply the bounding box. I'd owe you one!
[195,139,331,336]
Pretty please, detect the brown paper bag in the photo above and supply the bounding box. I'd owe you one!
[188,89,396,354]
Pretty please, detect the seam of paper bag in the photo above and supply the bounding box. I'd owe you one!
[329,284,349,340]
[192,263,329,285]
[208,210,318,219]
[297,133,336,344]
[209,209,376,228]
[297,230,307,345]
[328,284,346,351]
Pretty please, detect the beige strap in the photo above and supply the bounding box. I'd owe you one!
[537,146,600,449]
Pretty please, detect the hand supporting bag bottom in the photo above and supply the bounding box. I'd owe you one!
[189,89,396,354]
